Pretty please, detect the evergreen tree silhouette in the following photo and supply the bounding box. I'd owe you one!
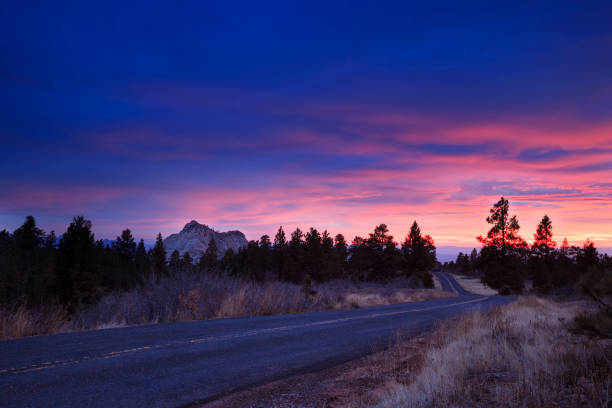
[304,228,322,281]
[533,215,556,251]
[200,237,218,272]
[273,226,288,280]
[334,233,348,278]
[182,251,194,273]
[477,198,526,293]
[56,216,100,307]
[135,239,150,281]
[168,250,181,276]
[113,229,138,289]
[402,221,436,286]
[477,197,527,253]
[287,228,304,282]
[151,233,168,278]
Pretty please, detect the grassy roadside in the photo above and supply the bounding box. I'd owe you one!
[0,274,454,340]
[203,296,611,408]
[373,296,610,407]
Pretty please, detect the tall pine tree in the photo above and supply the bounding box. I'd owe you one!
[150,233,167,278]
[56,216,100,306]
[477,197,527,252]
[533,215,556,251]
[477,198,526,293]
[113,229,138,289]
[199,237,218,272]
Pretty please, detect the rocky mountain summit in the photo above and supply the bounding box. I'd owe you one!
[163,220,248,259]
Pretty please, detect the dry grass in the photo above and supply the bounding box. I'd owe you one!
[371,297,611,407]
[335,289,453,310]
[0,303,70,340]
[432,274,443,290]
[451,274,498,296]
[0,275,452,340]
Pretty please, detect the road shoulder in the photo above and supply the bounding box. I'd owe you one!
[200,330,430,408]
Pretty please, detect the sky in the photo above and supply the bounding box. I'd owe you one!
[1,1,612,248]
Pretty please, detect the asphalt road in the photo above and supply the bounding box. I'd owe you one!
[1,273,510,408]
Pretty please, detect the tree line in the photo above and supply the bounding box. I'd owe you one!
[0,216,436,309]
[446,197,612,296]
[218,222,435,287]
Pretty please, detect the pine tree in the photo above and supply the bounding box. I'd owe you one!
[56,216,100,306]
[286,228,305,282]
[12,216,46,302]
[182,251,194,273]
[577,240,599,273]
[365,224,397,281]
[220,248,236,274]
[368,224,393,248]
[320,230,336,280]
[274,226,287,249]
[402,221,436,286]
[469,248,478,273]
[290,228,304,249]
[455,252,471,273]
[382,235,401,281]
[259,234,272,274]
[113,229,138,289]
[135,239,150,281]
[304,228,322,281]
[402,221,436,272]
[200,237,218,272]
[32,230,57,303]
[150,233,167,278]
[169,250,181,276]
[96,239,117,292]
[561,238,569,253]
[10,216,58,304]
[477,197,527,252]
[477,198,526,293]
[273,226,288,280]
[348,236,371,281]
[533,215,556,251]
[334,233,348,275]
[529,215,556,292]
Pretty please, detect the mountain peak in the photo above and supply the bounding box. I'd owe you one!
[166,221,247,259]
[181,220,209,232]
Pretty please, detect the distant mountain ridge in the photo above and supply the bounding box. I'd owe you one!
[163,220,248,260]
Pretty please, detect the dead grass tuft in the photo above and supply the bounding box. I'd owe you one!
[334,289,453,310]
[0,303,70,340]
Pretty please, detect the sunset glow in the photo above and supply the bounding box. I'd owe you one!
[1,2,611,248]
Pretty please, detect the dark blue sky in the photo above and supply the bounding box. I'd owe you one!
[2,1,611,245]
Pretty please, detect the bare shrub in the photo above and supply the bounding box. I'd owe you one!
[2,274,453,339]
[75,275,452,330]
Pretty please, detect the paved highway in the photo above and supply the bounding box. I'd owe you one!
[1,273,509,407]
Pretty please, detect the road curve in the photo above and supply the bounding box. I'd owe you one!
[1,274,510,408]
[435,271,472,296]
